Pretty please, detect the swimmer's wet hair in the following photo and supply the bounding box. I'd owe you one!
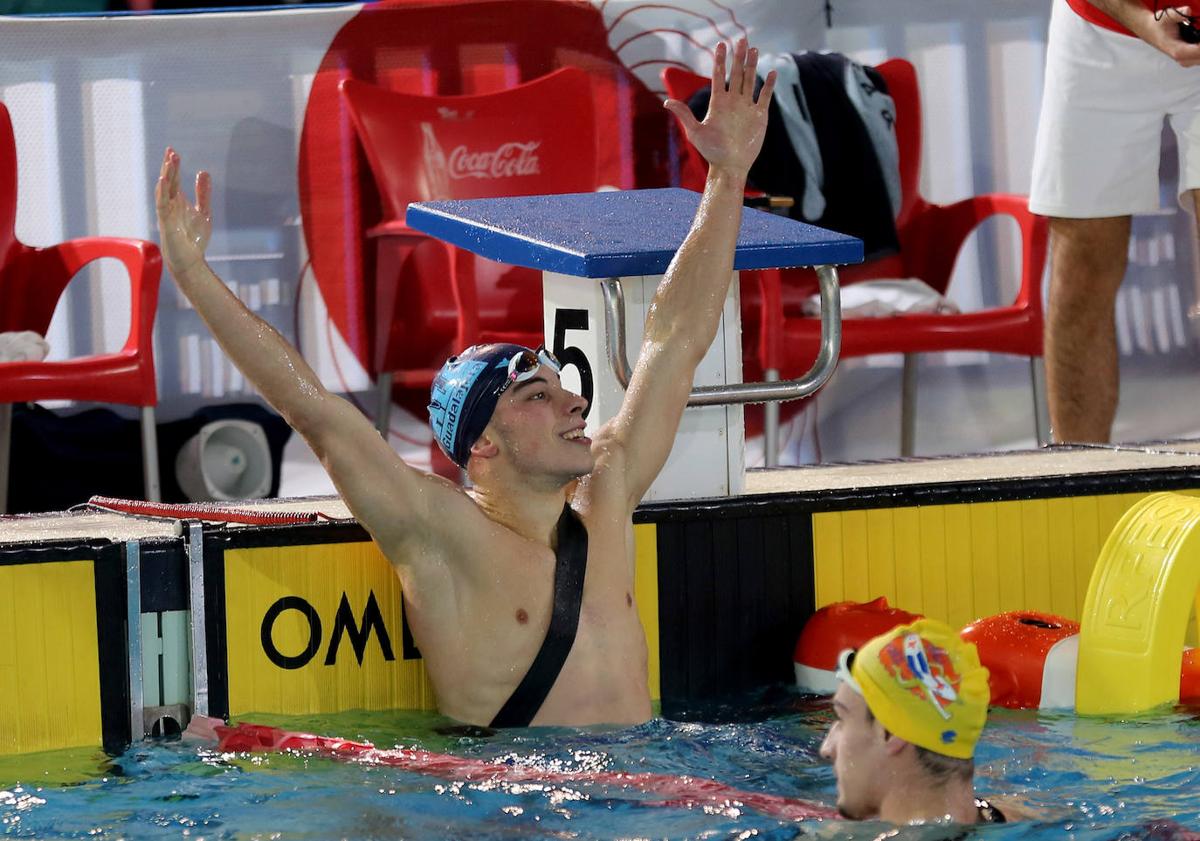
[864,706,975,782]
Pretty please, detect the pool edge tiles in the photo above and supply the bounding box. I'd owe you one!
[742,445,1200,498]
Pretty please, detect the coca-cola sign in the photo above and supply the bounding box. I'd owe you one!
[447,141,542,179]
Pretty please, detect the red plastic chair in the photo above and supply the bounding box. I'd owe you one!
[664,59,1049,460]
[339,68,598,443]
[0,101,163,511]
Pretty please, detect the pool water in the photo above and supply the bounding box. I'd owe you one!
[2,693,1198,840]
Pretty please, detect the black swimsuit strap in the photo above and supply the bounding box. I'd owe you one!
[489,504,588,728]
[975,798,1007,824]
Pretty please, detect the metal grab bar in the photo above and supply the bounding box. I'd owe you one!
[601,264,842,406]
[600,278,633,387]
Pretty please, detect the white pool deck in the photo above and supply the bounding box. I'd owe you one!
[5,442,1200,545]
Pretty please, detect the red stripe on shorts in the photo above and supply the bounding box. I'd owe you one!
[1065,0,1154,37]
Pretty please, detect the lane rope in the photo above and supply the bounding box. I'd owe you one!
[202,718,837,822]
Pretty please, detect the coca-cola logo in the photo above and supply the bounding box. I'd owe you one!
[447,141,542,179]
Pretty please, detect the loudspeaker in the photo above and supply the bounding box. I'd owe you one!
[175,419,272,502]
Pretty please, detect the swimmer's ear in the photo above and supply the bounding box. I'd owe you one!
[874,722,903,750]
[882,732,910,757]
[470,432,500,460]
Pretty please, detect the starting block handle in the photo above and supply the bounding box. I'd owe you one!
[601,265,843,406]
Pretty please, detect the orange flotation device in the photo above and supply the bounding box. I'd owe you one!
[960,612,1080,709]
[1182,648,1200,702]
[793,597,922,693]
[795,599,1200,710]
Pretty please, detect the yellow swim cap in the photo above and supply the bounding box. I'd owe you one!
[837,618,990,760]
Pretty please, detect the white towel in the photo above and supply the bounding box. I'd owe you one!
[802,279,960,319]
[0,331,50,362]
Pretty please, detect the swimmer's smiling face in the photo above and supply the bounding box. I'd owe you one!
[483,364,594,482]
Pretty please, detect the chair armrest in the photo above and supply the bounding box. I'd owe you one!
[24,237,162,352]
[905,194,1049,309]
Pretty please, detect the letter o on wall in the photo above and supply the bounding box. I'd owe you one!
[261,596,323,669]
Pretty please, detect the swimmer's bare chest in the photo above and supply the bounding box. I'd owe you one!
[402,501,650,725]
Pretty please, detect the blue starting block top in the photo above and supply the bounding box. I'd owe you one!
[406,188,863,278]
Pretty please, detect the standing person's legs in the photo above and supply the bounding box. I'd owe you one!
[1044,216,1131,442]
[1173,102,1200,431]
[1194,190,1200,247]
[1031,3,1176,443]
[1192,189,1200,322]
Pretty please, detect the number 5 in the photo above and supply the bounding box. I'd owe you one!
[552,308,594,419]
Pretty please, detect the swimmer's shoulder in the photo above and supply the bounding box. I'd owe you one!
[977,795,1048,823]
[370,470,493,558]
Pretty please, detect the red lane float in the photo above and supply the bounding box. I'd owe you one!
[794,599,1200,710]
[87,495,323,525]
[200,718,837,823]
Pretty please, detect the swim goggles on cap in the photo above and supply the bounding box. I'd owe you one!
[836,648,863,694]
[495,345,562,396]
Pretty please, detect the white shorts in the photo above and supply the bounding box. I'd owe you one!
[1029,0,1200,218]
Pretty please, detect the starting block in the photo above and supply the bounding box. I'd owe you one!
[407,188,862,501]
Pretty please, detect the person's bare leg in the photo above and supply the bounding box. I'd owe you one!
[1044,215,1131,443]
[1191,189,1200,341]
[1192,188,1200,251]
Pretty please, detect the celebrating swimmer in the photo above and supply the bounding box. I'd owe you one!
[155,39,776,728]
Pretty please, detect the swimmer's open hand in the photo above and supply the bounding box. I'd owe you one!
[155,147,213,277]
[663,38,776,178]
[181,714,223,744]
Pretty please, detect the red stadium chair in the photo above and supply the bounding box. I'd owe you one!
[664,59,1049,460]
[339,69,598,450]
[0,100,163,511]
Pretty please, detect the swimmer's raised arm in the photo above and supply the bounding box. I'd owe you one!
[592,39,775,508]
[154,148,451,560]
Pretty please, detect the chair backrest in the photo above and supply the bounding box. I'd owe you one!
[340,67,597,221]
[871,58,922,231]
[0,100,54,336]
[0,102,19,273]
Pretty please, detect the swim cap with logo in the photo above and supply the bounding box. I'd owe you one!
[835,618,990,759]
[428,343,535,468]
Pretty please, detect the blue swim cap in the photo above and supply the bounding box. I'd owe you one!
[429,343,532,468]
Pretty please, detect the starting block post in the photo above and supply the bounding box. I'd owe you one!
[407,188,862,501]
